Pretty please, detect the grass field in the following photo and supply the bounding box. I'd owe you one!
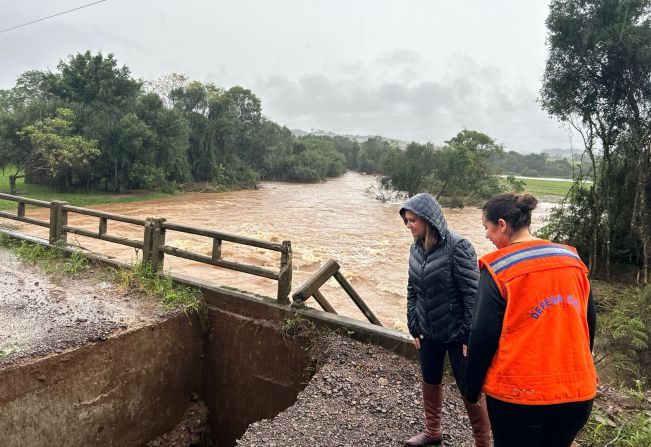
[0,167,171,210]
[520,177,577,198]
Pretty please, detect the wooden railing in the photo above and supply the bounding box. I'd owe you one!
[292,259,382,326]
[0,193,293,304]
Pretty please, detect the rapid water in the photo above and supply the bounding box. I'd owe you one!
[3,172,553,330]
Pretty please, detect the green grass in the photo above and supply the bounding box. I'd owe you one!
[581,403,651,447]
[520,177,576,197]
[0,233,87,274]
[115,261,203,314]
[0,344,18,360]
[0,167,172,210]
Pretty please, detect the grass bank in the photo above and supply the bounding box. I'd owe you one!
[0,168,172,210]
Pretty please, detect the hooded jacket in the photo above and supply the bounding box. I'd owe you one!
[400,193,479,343]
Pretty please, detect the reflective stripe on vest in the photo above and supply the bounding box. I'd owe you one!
[479,240,598,405]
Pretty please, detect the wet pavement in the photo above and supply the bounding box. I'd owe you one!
[0,247,164,367]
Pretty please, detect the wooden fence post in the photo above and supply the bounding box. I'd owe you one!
[49,201,68,244]
[150,218,166,272]
[277,240,292,304]
[142,218,154,264]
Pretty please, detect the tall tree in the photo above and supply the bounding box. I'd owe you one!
[541,0,651,280]
[10,108,100,194]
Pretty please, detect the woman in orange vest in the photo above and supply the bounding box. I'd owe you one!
[463,193,597,447]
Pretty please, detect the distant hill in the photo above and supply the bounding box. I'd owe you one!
[291,129,409,149]
[542,148,575,159]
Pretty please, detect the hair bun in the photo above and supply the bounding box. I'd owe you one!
[516,194,538,212]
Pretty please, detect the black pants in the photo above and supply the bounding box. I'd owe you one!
[418,338,464,388]
[486,396,593,447]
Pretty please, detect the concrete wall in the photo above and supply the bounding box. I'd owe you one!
[0,315,203,447]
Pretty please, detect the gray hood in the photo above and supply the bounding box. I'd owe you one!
[399,193,449,240]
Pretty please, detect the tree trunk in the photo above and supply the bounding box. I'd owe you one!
[587,151,600,276]
[435,181,448,201]
[632,143,651,284]
[9,175,16,195]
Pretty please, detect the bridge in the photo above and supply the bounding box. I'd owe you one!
[0,193,416,446]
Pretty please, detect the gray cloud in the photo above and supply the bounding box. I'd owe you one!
[2,0,574,152]
[376,48,421,66]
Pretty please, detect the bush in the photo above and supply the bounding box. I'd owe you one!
[595,285,651,386]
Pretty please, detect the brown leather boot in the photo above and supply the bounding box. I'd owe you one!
[462,394,492,447]
[405,383,443,446]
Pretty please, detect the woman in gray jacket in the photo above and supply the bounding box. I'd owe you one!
[400,193,490,447]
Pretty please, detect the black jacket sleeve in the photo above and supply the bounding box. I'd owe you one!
[587,287,596,351]
[407,274,419,338]
[462,268,505,403]
[451,239,479,343]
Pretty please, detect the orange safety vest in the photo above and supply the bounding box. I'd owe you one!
[479,240,598,405]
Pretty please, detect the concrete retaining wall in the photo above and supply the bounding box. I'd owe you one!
[0,315,203,447]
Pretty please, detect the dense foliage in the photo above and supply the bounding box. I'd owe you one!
[379,130,525,205]
[540,0,651,282]
[0,53,348,192]
[0,51,579,201]
[489,150,576,178]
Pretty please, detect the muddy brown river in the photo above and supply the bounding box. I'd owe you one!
[2,172,553,330]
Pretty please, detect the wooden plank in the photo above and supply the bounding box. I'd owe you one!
[63,226,143,249]
[0,193,51,207]
[0,211,50,228]
[312,290,337,314]
[292,259,339,301]
[161,221,284,252]
[333,270,383,326]
[62,205,145,226]
[17,202,25,218]
[160,245,280,280]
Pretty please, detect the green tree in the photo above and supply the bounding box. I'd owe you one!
[49,51,141,107]
[434,130,503,201]
[359,137,395,173]
[541,0,651,280]
[11,108,100,194]
[381,143,436,197]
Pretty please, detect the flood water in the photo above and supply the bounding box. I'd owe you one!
[2,172,553,330]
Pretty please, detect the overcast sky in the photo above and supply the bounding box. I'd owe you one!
[0,0,580,152]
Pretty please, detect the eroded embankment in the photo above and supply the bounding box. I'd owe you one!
[237,335,477,447]
[0,247,164,366]
[0,246,204,447]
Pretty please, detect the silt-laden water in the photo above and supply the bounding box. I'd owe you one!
[2,172,553,330]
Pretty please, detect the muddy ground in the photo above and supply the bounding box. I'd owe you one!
[0,247,164,367]
[146,401,211,447]
[238,335,478,447]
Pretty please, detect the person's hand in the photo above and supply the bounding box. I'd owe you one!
[463,344,468,357]
[414,337,421,349]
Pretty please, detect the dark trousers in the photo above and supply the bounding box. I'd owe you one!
[486,396,593,447]
[418,338,464,387]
